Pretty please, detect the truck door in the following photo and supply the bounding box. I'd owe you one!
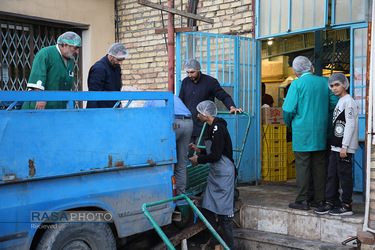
[176,32,261,183]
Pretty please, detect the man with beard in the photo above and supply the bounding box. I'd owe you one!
[179,59,242,156]
[86,43,129,108]
[22,31,82,110]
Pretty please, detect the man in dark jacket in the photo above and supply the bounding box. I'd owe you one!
[86,43,129,108]
[179,59,242,156]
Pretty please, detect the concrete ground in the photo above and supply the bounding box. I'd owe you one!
[236,181,365,215]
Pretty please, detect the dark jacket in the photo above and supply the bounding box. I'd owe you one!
[179,74,235,137]
[87,55,122,108]
[197,117,234,164]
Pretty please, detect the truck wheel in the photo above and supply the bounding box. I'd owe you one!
[36,223,116,250]
[173,206,194,229]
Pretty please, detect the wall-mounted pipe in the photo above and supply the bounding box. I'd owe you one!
[363,2,375,233]
[168,0,175,92]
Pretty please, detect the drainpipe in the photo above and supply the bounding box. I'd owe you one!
[168,0,175,93]
[363,3,375,233]
[115,0,119,42]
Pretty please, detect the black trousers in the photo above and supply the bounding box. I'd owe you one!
[202,208,236,250]
[325,151,353,206]
[294,150,326,203]
[308,139,332,201]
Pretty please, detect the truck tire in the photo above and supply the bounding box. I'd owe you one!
[173,206,194,229]
[36,223,116,250]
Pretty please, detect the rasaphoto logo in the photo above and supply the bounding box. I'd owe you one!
[31,211,113,223]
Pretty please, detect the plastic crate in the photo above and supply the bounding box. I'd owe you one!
[262,167,287,181]
[287,162,296,179]
[261,125,287,140]
[262,153,287,168]
[287,141,295,164]
[262,139,287,154]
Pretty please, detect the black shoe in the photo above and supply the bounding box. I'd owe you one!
[329,204,353,216]
[314,202,335,215]
[289,200,310,210]
[310,200,324,208]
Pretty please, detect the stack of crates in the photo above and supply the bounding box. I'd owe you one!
[261,125,287,181]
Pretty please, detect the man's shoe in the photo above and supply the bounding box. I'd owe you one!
[314,202,335,215]
[289,200,310,210]
[329,204,353,216]
[310,200,324,208]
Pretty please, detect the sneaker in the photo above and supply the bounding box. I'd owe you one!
[289,200,310,210]
[314,202,335,215]
[329,204,353,216]
[310,200,324,208]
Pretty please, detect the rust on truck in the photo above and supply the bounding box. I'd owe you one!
[28,159,36,177]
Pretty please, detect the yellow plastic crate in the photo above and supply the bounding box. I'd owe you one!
[262,139,287,154]
[262,125,287,140]
[262,153,287,166]
[287,162,296,179]
[262,167,287,181]
[287,142,295,164]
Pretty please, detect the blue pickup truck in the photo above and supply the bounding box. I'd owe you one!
[0,91,179,249]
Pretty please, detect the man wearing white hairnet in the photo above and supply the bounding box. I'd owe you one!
[283,56,337,211]
[179,59,242,156]
[189,100,236,250]
[86,43,129,108]
[22,31,82,110]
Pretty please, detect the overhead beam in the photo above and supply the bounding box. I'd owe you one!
[137,0,214,24]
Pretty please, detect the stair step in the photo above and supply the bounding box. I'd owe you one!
[234,229,358,250]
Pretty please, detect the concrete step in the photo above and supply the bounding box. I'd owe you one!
[234,229,358,250]
[236,185,364,246]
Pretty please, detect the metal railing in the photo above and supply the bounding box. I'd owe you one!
[142,194,229,250]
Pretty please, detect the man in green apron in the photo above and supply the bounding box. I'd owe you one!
[189,100,236,250]
[22,31,81,110]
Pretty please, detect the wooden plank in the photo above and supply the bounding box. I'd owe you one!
[155,26,199,34]
[137,0,214,24]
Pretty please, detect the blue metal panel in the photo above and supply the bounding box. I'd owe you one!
[353,142,365,193]
[176,32,260,183]
[350,24,368,140]
[0,91,176,183]
[332,0,368,26]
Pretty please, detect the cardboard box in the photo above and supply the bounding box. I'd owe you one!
[261,107,285,125]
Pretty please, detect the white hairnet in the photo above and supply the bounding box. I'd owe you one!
[328,73,349,90]
[197,100,217,117]
[292,56,313,75]
[184,59,201,71]
[108,43,129,59]
[57,31,82,47]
